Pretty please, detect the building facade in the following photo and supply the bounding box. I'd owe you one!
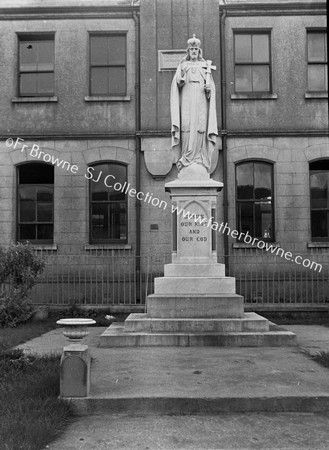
[0,0,328,309]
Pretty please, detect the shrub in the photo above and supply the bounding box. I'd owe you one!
[0,291,34,327]
[0,242,45,327]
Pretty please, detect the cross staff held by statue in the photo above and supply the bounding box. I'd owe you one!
[205,60,216,87]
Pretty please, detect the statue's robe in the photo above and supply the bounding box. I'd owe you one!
[170,58,218,172]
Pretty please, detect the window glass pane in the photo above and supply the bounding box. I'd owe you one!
[310,172,328,208]
[108,35,126,65]
[108,164,126,200]
[311,210,328,238]
[255,201,272,239]
[91,204,108,240]
[308,65,326,91]
[37,72,54,94]
[252,34,269,63]
[310,161,329,171]
[109,203,127,240]
[20,42,37,71]
[254,163,272,199]
[92,187,108,201]
[90,164,127,242]
[37,41,54,67]
[37,203,53,222]
[235,34,252,62]
[19,186,36,200]
[20,201,35,222]
[90,164,127,201]
[238,202,253,235]
[308,33,325,62]
[118,202,127,240]
[37,188,53,202]
[20,73,37,95]
[91,67,108,95]
[108,67,126,95]
[19,163,54,184]
[90,36,108,65]
[237,164,253,199]
[252,66,270,92]
[37,224,53,240]
[235,65,252,92]
[90,165,109,201]
[19,224,36,240]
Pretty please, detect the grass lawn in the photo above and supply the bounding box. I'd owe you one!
[0,318,57,351]
[0,319,72,450]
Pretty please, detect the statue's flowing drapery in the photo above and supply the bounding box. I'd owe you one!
[170,59,218,172]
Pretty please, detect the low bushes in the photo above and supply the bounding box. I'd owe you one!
[0,348,72,450]
[0,242,45,327]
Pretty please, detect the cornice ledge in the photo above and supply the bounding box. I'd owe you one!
[222,2,326,16]
[0,4,139,20]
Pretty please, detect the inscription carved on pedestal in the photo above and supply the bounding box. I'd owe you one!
[177,201,211,259]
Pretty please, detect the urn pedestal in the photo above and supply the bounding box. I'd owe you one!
[57,318,96,397]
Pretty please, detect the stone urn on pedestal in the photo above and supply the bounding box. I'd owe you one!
[56,318,96,343]
[56,318,96,398]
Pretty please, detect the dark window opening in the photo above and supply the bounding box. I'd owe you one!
[18,163,54,243]
[89,163,128,243]
[307,31,328,92]
[90,34,127,96]
[236,161,274,241]
[310,160,329,240]
[234,32,271,94]
[18,34,55,97]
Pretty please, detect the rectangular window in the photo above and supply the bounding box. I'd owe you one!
[89,163,127,243]
[310,161,329,241]
[90,34,127,96]
[18,163,54,243]
[307,31,328,92]
[234,32,271,93]
[236,161,274,241]
[18,34,55,97]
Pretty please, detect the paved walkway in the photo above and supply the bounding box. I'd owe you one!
[17,324,329,450]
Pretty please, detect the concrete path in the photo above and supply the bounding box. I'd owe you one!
[47,412,329,450]
[17,324,329,449]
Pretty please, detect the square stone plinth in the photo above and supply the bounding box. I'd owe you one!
[146,294,244,318]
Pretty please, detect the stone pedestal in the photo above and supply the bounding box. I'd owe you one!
[100,164,296,347]
[60,344,91,398]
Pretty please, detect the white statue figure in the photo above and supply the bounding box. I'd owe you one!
[170,34,218,173]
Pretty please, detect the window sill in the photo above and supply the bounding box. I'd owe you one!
[85,244,132,250]
[233,242,279,249]
[231,93,278,100]
[32,244,58,251]
[12,96,58,103]
[305,92,328,99]
[307,242,329,248]
[84,96,131,102]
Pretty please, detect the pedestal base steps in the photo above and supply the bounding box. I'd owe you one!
[99,264,296,348]
[99,313,296,347]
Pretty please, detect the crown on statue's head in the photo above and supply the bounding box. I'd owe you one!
[187,34,201,48]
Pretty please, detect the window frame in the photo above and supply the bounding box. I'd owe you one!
[309,159,329,242]
[17,32,55,98]
[235,160,275,242]
[306,29,328,93]
[17,162,54,244]
[89,161,128,244]
[233,29,272,95]
[88,31,128,97]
